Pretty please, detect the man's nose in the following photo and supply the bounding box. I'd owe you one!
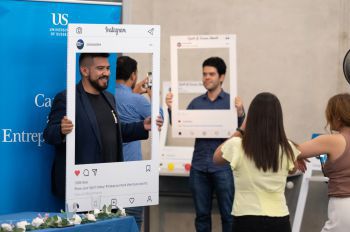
[103,69,110,76]
[203,74,210,79]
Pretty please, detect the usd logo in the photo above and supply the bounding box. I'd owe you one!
[51,13,68,26]
[76,39,84,50]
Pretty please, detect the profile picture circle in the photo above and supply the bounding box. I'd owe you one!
[76,39,84,50]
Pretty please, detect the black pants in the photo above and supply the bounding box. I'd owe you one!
[232,215,291,232]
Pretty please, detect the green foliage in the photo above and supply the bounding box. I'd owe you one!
[13,228,25,232]
[2,204,126,231]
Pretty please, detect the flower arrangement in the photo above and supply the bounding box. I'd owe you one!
[0,205,126,232]
[81,205,126,224]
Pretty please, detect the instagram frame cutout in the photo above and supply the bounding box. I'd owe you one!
[66,24,160,212]
[170,35,237,138]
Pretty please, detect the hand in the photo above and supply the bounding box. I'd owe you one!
[295,158,309,173]
[155,116,163,131]
[235,96,244,117]
[165,92,173,110]
[230,130,243,138]
[132,77,148,94]
[61,116,73,135]
[143,116,164,131]
[145,87,152,98]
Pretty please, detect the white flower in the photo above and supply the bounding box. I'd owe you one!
[72,214,82,225]
[93,209,100,215]
[86,213,96,222]
[104,207,111,215]
[32,217,44,227]
[119,207,126,216]
[54,216,62,224]
[1,223,13,231]
[16,221,29,230]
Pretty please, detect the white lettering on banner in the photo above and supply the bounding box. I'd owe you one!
[1,129,44,147]
[49,13,69,37]
[51,13,69,26]
[34,94,53,108]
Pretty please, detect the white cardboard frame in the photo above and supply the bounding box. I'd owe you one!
[159,82,193,176]
[66,24,160,212]
[170,34,238,138]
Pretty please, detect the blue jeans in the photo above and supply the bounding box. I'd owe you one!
[189,168,234,232]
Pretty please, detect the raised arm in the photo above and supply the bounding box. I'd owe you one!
[165,91,173,124]
[235,96,245,127]
[298,134,346,161]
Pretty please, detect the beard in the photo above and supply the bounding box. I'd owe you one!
[203,79,223,92]
[204,82,219,91]
[89,76,109,92]
[131,79,137,90]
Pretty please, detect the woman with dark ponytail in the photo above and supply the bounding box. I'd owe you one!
[214,92,302,232]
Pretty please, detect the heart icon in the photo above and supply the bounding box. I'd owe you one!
[74,170,80,176]
[129,197,135,204]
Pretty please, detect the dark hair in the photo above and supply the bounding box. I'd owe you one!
[325,93,350,131]
[242,92,294,172]
[116,56,137,81]
[79,53,110,67]
[202,57,226,76]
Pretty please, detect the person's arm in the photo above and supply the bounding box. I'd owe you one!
[120,121,149,142]
[132,77,148,95]
[285,142,304,174]
[214,129,243,165]
[235,96,245,127]
[43,92,73,145]
[292,158,308,173]
[165,91,173,124]
[213,142,229,165]
[298,134,345,160]
[121,115,163,142]
[143,116,163,131]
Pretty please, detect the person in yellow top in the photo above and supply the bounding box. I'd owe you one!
[214,92,302,232]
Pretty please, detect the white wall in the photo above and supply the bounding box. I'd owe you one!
[125,0,350,143]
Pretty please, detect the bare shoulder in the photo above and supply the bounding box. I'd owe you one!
[322,134,347,159]
[324,133,346,146]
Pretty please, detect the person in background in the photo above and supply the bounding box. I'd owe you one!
[166,57,245,232]
[115,55,162,230]
[214,92,302,232]
[298,93,350,232]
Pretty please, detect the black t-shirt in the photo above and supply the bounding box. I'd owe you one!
[86,92,118,162]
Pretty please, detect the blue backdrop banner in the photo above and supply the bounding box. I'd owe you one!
[0,0,121,214]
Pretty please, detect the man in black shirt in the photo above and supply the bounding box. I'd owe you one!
[44,53,161,198]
